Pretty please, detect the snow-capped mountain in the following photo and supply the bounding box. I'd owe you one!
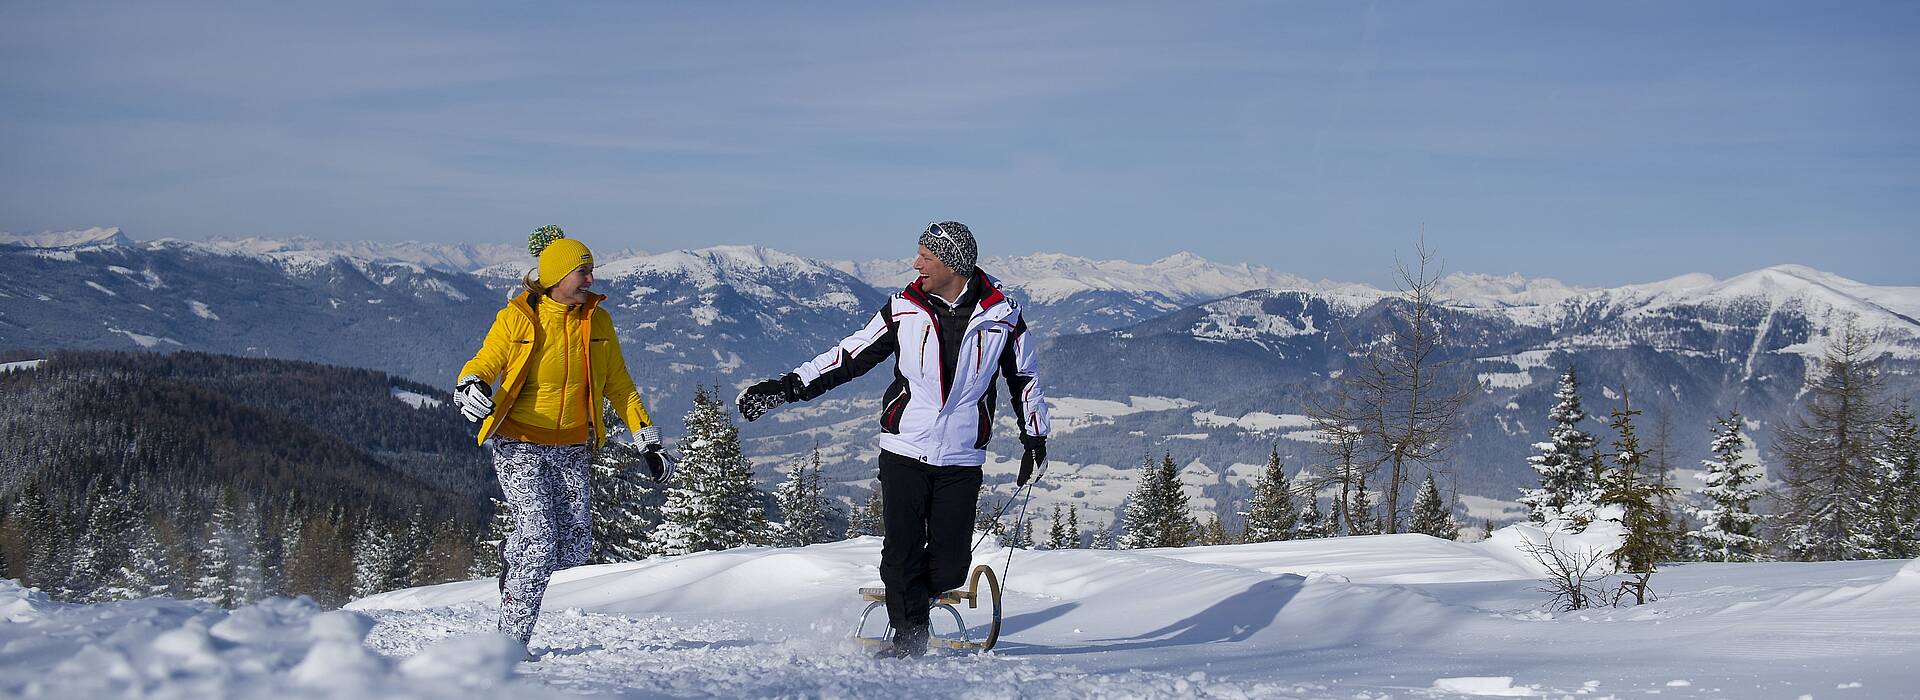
[1042,264,1920,523]
[7,229,1917,530]
[193,236,533,274]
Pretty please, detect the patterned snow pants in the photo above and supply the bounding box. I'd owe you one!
[490,437,593,645]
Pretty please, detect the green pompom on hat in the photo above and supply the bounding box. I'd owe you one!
[528,225,566,257]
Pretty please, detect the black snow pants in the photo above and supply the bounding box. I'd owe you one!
[877,450,983,631]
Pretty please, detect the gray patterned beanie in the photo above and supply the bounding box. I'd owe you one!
[918,221,977,275]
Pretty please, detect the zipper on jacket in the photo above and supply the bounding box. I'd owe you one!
[974,329,984,372]
[919,326,930,366]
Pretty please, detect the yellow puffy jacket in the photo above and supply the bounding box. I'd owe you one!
[458,289,652,448]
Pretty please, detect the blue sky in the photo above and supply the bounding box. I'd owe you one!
[2,2,1914,287]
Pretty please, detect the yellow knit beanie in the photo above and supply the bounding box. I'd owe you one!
[529,226,595,288]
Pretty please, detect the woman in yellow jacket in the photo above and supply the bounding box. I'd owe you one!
[451,225,662,654]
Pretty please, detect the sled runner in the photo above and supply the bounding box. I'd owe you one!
[854,564,1002,652]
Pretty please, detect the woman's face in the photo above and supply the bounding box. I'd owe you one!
[550,264,595,303]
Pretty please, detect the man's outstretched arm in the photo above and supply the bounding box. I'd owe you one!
[739,304,897,421]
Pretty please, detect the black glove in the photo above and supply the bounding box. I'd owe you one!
[453,374,493,423]
[640,447,666,482]
[737,374,800,422]
[1018,433,1047,487]
[636,425,666,482]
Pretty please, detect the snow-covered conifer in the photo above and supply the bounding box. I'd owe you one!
[774,447,835,547]
[592,411,664,562]
[1155,453,1198,547]
[846,486,884,539]
[1410,474,1459,540]
[1776,323,1887,561]
[1863,402,1919,558]
[1688,412,1767,562]
[1296,496,1331,539]
[194,496,240,607]
[68,477,134,601]
[1198,514,1230,546]
[1090,524,1117,550]
[1241,447,1298,543]
[1518,366,1602,528]
[11,481,62,590]
[651,387,770,555]
[100,503,180,601]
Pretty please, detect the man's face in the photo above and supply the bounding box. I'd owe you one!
[913,245,956,282]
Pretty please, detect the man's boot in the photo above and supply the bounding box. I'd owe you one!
[874,622,931,659]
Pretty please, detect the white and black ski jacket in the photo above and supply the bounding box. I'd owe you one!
[786,270,1050,467]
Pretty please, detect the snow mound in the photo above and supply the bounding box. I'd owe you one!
[0,580,530,699]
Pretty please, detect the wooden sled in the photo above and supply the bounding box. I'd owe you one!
[854,564,1002,652]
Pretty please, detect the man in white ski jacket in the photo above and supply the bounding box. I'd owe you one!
[737,221,1051,658]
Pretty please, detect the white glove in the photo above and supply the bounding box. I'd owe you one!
[637,425,662,451]
[454,374,494,423]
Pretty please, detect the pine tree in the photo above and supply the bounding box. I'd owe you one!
[1688,412,1768,562]
[231,500,268,603]
[1480,517,1496,540]
[194,496,240,607]
[396,504,435,587]
[1046,505,1073,550]
[1066,505,1082,549]
[15,481,64,591]
[1296,496,1331,539]
[1241,448,1299,543]
[1775,322,1889,561]
[1120,453,1165,549]
[774,447,836,547]
[100,505,181,601]
[1345,468,1379,536]
[1122,452,1198,548]
[1198,514,1231,546]
[651,387,770,555]
[1598,394,1680,605]
[1090,524,1117,550]
[1005,516,1035,549]
[1410,474,1459,540]
[1155,453,1198,547]
[350,516,404,599]
[1518,367,1602,528]
[972,486,1005,540]
[274,498,303,597]
[846,485,884,539]
[1866,402,1920,558]
[592,411,664,562]
[68,477,135,602]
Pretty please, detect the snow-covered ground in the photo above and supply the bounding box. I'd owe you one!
[4,527,1917,699]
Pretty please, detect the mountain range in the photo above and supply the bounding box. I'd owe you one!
[5,227,1916,532]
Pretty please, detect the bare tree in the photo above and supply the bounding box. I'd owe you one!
[1318,242,1478,533]
[1305,403,1378,535]
[1518,535,1611,612]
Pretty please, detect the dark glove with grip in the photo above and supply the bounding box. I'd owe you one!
[1018,433,1047,487]
[737,374,801,422]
